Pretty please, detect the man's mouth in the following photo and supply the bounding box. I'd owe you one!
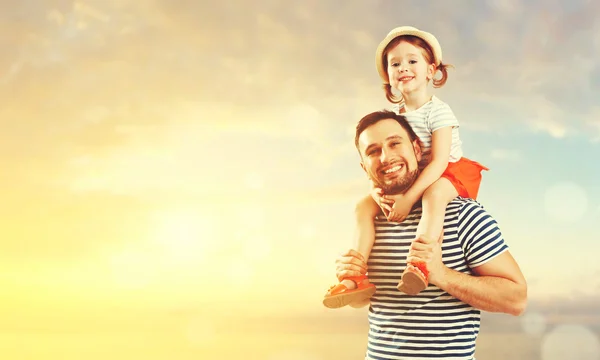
[382,164,404,175]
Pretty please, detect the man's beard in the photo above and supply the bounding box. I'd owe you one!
[372,168,419,195]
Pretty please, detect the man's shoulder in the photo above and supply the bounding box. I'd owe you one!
[447,197,501,238]
[447,197,490,219]
[448,196,482,209]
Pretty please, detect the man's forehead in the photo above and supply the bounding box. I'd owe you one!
[358,119,409,148]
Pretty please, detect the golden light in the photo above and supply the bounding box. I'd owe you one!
[151,208,218,266]
[109,249,156,289]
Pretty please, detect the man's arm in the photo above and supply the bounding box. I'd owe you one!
[434,250,528,316]
[433,202,528,316]
[350,246,528,313]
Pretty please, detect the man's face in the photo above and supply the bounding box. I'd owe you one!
[358,119,421,194]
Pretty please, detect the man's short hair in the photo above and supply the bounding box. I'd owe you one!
[354,110,419,152]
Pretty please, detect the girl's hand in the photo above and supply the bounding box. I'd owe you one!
[369,181,394,216]
[385,193,414,222]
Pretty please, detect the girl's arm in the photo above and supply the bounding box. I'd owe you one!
[402,126,452,203]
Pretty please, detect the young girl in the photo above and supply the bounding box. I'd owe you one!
[323,26,488,308]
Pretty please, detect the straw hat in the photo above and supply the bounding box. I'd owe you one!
[375,26,443,84]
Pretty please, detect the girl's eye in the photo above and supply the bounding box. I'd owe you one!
[391,62,399,67]
[409,60,417,64]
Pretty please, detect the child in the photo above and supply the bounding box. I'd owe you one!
[323,26,488,308]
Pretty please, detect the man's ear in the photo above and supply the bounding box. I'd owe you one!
[412,139,423,162]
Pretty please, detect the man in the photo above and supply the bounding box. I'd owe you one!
[337,110,527,360]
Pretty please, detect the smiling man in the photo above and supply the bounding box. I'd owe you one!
[335,110,527,360]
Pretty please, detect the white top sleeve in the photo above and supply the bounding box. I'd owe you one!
[427,99,460,133]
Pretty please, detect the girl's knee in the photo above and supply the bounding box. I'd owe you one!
[424,178,458,203]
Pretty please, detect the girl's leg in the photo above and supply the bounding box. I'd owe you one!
[416,177,458,240]
[340,194,381,290]
[398,178,458,295]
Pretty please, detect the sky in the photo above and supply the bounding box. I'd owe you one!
[1,0,600,359]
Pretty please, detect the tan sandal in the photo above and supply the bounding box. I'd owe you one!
[323,275,376,309]
[397,261,429,295]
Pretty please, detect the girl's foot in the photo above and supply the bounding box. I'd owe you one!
[397,262,428,295]
[323,275,376,309]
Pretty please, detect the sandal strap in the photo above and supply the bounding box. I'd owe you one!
[342,275,368,287]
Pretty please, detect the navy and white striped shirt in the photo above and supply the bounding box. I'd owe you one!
[366,198,508,360]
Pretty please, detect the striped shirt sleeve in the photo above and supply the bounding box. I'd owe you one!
[457,201,508,268]
[427,100,460,133]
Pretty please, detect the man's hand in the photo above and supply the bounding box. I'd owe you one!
[335,249,368,281]
[406,234,447,285]
[385,193,415,222]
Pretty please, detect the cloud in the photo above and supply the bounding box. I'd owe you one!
[0,1,194,159]
[72,1,111,23]
[4,0,598,217]
[582,106,600,142]
[0,2,596,215]
[1,61,22,84]
[5,0,597,189]
[486,0,523,15]
[421,2,600,139]
[543,182,589,224]
[1,1,388,192]
[490,149,521,161]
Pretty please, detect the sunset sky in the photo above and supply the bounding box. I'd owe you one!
[1,0,600,359]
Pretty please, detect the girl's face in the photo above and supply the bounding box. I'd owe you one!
[386,41,435,96]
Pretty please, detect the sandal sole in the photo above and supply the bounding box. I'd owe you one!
[322,286,376,309]
[398,270,427,295]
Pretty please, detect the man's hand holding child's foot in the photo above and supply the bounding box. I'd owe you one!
[323,249,376,309]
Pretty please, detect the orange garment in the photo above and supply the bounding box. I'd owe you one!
[442,157,489,200]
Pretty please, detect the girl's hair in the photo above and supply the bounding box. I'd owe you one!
[382,35,453,104]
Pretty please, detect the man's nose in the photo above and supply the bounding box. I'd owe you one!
[380,147,390,163]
